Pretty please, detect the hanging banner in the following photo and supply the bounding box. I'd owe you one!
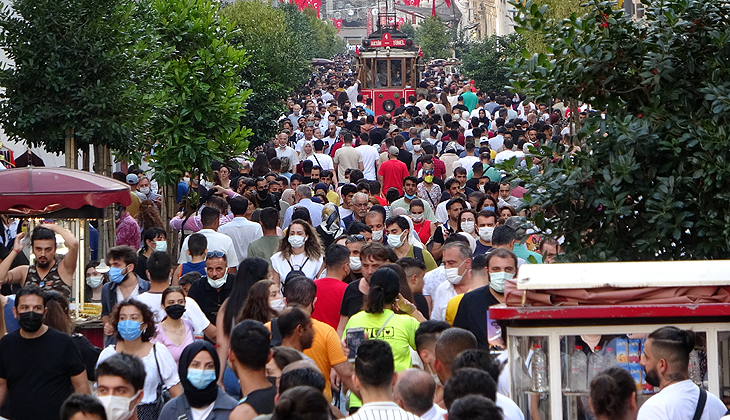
[366,9,373,35]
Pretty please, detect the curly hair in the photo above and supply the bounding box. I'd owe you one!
[277,220,323,260]
[238,280,278,324]
[136,200,164,231]
[111,299,157,342]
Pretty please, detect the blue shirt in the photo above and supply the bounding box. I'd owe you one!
[282,198,325,229]
[181,261,206,277]
[4,296,18,334]
[177,181,189,203]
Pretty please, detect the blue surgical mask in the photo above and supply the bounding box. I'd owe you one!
[405,193,416,200]
[108,266,127,284]
[117,320,143,341]
[187,368,217,390]
[483,206,495,212]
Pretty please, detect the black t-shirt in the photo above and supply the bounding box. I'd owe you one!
[369,128,388,145]
[135,254,148,280]
[466,178,480,192]
[398,149,413,170]
[188,276,234,325]
[414,292,430,320]
[0,328,86,420]
[241,384,277,414]
[453,104,469,113]
[452,285,500,349]
[254,193,279,210]
[339,280,365,317]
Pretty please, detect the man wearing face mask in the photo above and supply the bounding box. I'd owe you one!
[0,285,90,420]
[452,248,516,349]
[101,246,151,345]
[474,210,499,256]
[252,177,279,210]
[365,210,387,244]
[390,177,437,223]
[96,353,146,420]
[187,251,234,325]
[385,216,438,272]
[430,242,473,322]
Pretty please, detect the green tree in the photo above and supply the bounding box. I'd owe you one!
[518,0,583,54]
[0,0,151,156]
[401,21,416,39]
[462,33,523,91]
[146,0,251,194]
[415,16,450,59]
[223,0,310,148]
[281,4,345,60]
[507,0,730,261]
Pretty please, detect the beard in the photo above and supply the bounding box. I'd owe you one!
[35,258,51,269]
[643,366,661,387]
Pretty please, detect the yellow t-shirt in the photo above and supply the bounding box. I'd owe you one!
[445,293,466,325]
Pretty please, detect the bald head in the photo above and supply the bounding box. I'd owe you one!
[434,328,478,383]
[282,360,321,375]
[395,369,436,416]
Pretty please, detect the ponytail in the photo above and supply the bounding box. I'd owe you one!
[363,267,400,314]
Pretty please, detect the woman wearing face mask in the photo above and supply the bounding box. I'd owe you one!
[409,200,436,246]
[152,287,194,365]
[159,340,238,420]
[457,209,479,240]
[135,227,167,281]
[238,279,283,324]
[85,260,108,303]
[96,299,182,419]
[416,158,441,213]
[342,266,425,412]
[270,220,324,288]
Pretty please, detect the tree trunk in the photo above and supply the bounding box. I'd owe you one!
[64,127,77,169]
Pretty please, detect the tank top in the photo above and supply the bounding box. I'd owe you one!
[237,385,277,414]
[413,220,432,245]
[181,261,206,276]
[26,262,71,299]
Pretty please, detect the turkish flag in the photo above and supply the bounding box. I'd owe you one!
[444,0,451,8]
[332,18,343,31]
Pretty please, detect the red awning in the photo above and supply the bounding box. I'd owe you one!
[0,167,131,216]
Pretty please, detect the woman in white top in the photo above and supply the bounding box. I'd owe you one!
[270,219,324,287]
[96,299,182,420]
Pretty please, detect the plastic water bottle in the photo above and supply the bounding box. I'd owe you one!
[603,346,617,369]
[588,345,604,384]
[689,350,702,386]
[532,344,549,392]
[570,345,588,392]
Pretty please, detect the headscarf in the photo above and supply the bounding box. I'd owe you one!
[179,340,220,408]
[281,189,296,206]
[299,141,315,161]
[320,203,343,237]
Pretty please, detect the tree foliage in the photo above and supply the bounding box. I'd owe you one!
[415,16,450,60]
[461,33,523,92]
[222,0,310,149]
[519,0,584,54]
[146,0,251,187]
[401,21,416,39]
[507,0,730,261]
[281,4,345,60]
[0,0,151,154]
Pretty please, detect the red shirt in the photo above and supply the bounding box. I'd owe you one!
[312,277,349,329]
[416,158,446,179]
[378,159,410,195]
[329,141,343,158]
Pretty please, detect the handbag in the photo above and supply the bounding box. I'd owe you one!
[153,344,172,414]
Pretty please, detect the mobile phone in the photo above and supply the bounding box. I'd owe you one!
[346,327,366,362]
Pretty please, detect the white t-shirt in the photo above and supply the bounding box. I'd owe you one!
[457,156,480,171]
[270,251,324,284]
[423,266,446,298]
[638,380,726,420]
[308,153,334,171]
[430,277,457,321]
[489,135,504,151]
[496,393,525,420]
[191,403,215,420]
[178,229,239,268]
[218,217,263,261]
[97,343,180,404]
[356,144,380,181]
[135,292,211,335]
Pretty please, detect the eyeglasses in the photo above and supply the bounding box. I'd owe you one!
[346,235,367,243]
[206,251,226,259]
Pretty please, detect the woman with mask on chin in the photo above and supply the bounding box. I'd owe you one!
[159,340,237,420]
[96,299,182,420]
[269,220,324,288]
[151,287,194,365]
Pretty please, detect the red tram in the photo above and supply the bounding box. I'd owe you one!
[354,14,424,117]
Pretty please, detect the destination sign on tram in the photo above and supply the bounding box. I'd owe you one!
[370,33,406,48]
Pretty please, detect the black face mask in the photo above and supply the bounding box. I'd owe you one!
[165,304,186,320]
[18,311,43,332]
[266,376,277,387]
[258,189,268,199]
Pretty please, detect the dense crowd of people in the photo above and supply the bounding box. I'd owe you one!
[0,65,723,420]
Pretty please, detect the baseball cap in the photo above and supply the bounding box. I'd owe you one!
[388,146,399,155]
[126,174,138,185]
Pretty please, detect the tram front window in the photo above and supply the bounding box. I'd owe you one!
[376,60,388,87]
[391,59,402,86]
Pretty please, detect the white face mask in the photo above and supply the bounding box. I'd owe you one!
[288,235,306,249]
[453,114,461,120]
[413,144,422,152]
[411,213,424,223]
[202,180,214,190]
[460,221,475,234]
[86,275,103,289]
[98,391,140,420]
[349,256,361,271]
[270,298,286,313]
[445,260,467,285]
[155,241,167,252]
[207,273,227,289]
[478,226,494,242]
[183,177,191,183]
[387,231,406,249]
[371,230,383,242]
[139,187,150,195]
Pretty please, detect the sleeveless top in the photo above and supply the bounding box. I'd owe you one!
[26,262,71,299]
[237,385,277,414]
[413,220,432,245]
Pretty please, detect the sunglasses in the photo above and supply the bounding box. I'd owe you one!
[206,250,226,259]
[346,235,367,243]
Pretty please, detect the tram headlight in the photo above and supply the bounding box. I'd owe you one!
[382,99,396,112]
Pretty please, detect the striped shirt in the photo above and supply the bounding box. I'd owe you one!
[345,402,423,420]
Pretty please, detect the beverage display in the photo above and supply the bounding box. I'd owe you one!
[569,345,587,392]
[532,344,549,393]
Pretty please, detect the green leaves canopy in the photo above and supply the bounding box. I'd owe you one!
[415,16,450,60]
[507,0,730,261]
[461,33,523,92]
